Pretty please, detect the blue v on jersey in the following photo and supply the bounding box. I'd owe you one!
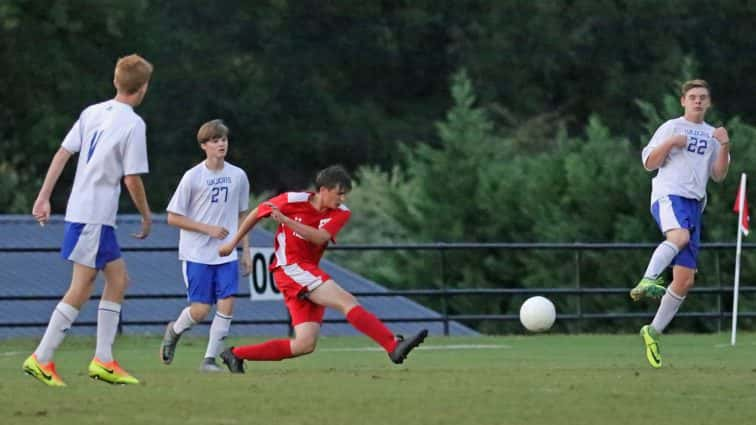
[61,99,149,226]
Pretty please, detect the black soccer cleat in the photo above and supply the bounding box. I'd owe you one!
[388,329,428,364]
[220,347,245,374]
[160,321,182,365]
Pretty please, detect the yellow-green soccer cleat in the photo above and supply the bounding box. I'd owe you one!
[640,325,662,368]
[629,277,666,301]
[88,358,140,385]
[22,354,66,387]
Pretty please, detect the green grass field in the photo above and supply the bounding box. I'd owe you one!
[1,333,755,425]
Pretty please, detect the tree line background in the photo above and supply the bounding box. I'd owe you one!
[3,1,756,332]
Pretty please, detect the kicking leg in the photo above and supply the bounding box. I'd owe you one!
[309,280,427,364]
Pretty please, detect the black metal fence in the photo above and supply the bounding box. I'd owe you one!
[2,242,755,335]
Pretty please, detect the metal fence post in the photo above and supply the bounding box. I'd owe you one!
[440,246,450,336]
[575,250,582,332]
[716,251,722,333]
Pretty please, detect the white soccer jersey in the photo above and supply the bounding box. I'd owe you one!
[166,161,250,264]
[642,116,726,205]
[61,99,149,226]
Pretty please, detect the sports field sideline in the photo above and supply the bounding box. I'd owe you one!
[1,333,755,425]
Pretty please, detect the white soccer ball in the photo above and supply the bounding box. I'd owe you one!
[519,296,556,332]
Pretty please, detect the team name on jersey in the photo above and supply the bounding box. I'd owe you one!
[207,176,232,186]
[681,128,710,138]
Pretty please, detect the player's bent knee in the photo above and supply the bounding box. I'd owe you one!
[216,297,235,316]
[292,337,318,355]
[670,237,690,249]
[666,231,690,248]
[190,304,212,321]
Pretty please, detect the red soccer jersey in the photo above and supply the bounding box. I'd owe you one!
[257,192,351,269]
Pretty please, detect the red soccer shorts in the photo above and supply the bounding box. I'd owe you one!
[273,263,330,326]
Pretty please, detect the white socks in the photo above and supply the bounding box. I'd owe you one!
[34,302,79,364]
[171,306,232,360]
[643,241,679,279]
[651,288,686,333]
[172,307,197,334]
[95,300,122,363]
[204,312,232,359]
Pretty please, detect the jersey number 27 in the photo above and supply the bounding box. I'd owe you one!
[211,186,228,203]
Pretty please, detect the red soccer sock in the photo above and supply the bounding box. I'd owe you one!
[232,339,293,361]
[346,305,397,352]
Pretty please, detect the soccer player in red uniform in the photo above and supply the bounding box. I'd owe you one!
[217,165,427,372]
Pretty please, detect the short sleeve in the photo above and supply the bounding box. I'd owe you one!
[642,121,674,166]
[257,193,288,218]
[321,208,351,241]
[123,119,149,175]
[238,171,250,213]
[166,172,193,216]
[61,120,83,153]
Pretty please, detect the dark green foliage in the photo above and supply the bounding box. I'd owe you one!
[4,1,756,332]
[3,1,756,212]
[334,69,756,332]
